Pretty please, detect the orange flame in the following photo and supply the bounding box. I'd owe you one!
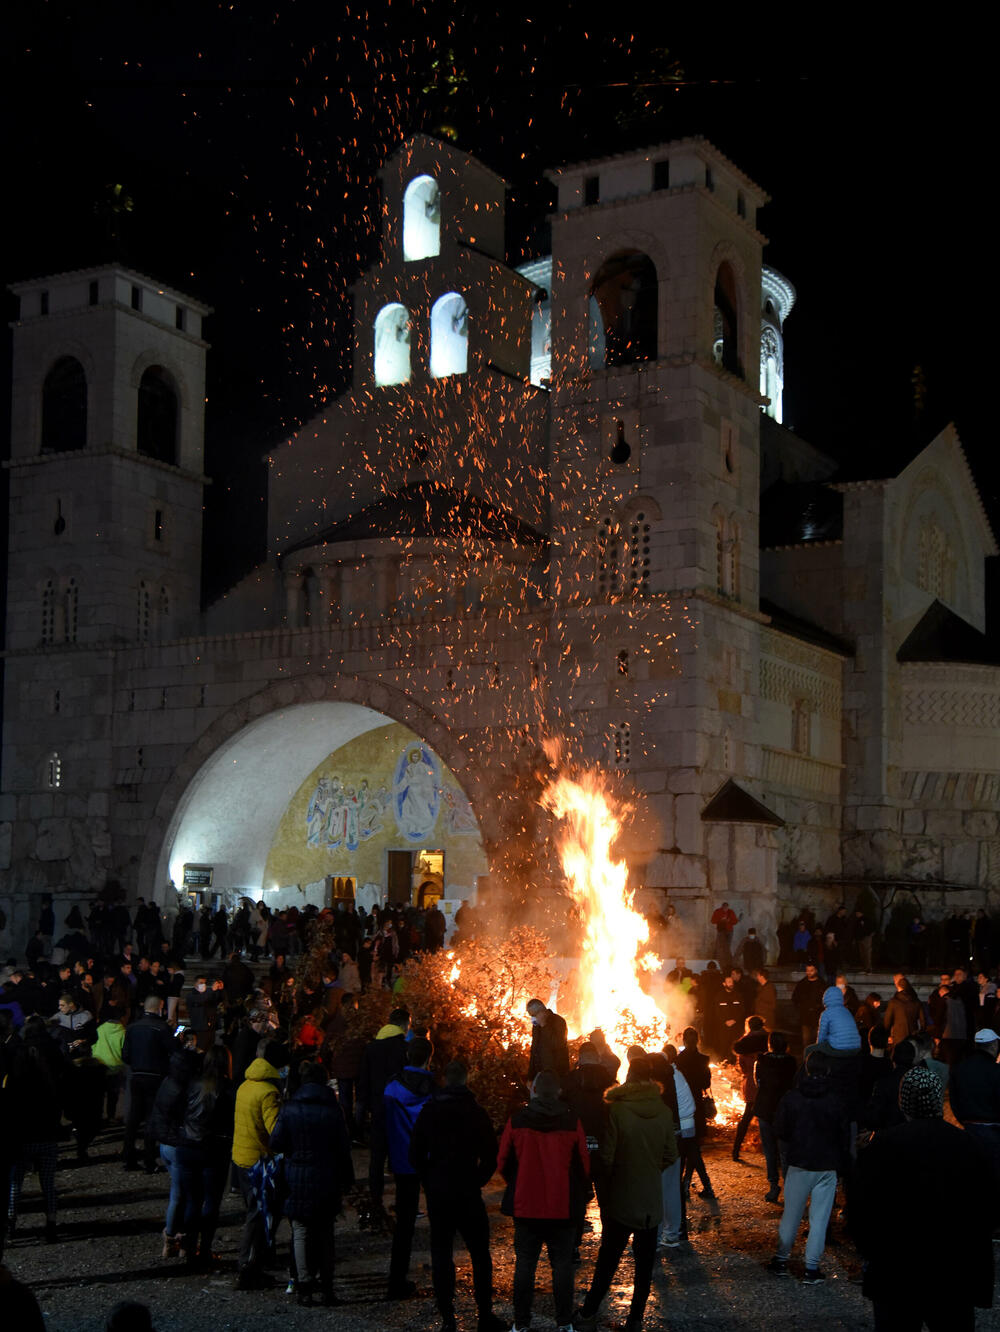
[541,770,675,1068]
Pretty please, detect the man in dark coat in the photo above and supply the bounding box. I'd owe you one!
[357,1005,409,1205]
[731,1015,769,1161]
[711,975,744,1060]
[222,952,255,1005]
[122,995,178,1171]
[752,1031,797,1202]
[410,1060,505,1332]
[269,1060,354,1307]
[849,1065,997,1329]
[791,963,826,1050]
[526,998,569,1080]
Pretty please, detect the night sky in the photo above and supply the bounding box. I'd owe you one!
[4,6,995,615]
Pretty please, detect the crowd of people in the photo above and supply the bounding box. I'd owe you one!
[0,893,999,1331]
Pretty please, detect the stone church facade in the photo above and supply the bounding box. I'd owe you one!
[2,135,997,956]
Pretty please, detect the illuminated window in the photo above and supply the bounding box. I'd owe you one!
[41,580,56,644]
[374,303,411,386]
[137,367,178,465]
[42,357,87,453]
[46,752,62,789]
[403,175,441,262]
[589,251,658,367]
[430,292,469,378]
[64,578,78,643]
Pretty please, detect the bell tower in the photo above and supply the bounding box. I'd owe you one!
[6,265,210,650]
[1,265,210,918]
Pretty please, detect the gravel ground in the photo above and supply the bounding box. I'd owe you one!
[5,1122,1000,1331]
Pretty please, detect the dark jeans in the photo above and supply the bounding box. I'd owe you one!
[426,1190,493,1318]
[124,1073,163,1168]
[732,1098,755,1155]
[681,1134,712,1195]
[512,1219,575,1328]
[388,1172,421,1290]
[582,1218,657,1322]
[236,1163,267,1272]
[757,1118,787,1189]
[873,1296,975,1331]
[174,1144,229,1256]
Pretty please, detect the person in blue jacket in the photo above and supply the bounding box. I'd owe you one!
[383,1036,435,1300]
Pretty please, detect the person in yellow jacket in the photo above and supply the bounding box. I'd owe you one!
[232,1042,284,1290]
[91,1013,126,1121]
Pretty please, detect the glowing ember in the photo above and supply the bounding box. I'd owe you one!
[541,770,675,1068]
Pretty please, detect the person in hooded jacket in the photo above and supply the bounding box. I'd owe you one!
[357,1005,409,1205]
[231,1038,284,1290]
[768,1048,851,1282]
[383,1035,436,1300]
[269,1059,354,1307]
[498,1069,589,1332]
[409,1059,505,1332]
[573,1056,678,1332]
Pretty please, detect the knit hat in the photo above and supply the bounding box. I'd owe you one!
[898,1066,943,1119]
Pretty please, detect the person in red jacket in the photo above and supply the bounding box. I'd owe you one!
[710,902,739,969]
[497,1070,589,1332]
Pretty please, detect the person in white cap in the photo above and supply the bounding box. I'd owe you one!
[950,1026,1000,1182]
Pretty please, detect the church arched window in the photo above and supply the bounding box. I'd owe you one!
[374,303,411,386]
[45,752,62,789]
[41,356,87,452]
[137,581,151,642]
[917,518,954,601]
[609,721,632,770]
[64,578,78,643]
[137,367,179,465]
[713,262,742,376]
[403,175,441,262]
[430,293,469,378]
[159,586,171,629]
[589,251,658,367]
[41,579,56,644]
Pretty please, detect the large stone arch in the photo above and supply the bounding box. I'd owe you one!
[141,673,505,903]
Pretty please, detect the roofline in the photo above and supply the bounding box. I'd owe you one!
[380,133,509,189]
[9,263,213,315]
[546,135,769,203]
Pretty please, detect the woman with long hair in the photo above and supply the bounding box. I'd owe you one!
[171,1045,235,1267]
